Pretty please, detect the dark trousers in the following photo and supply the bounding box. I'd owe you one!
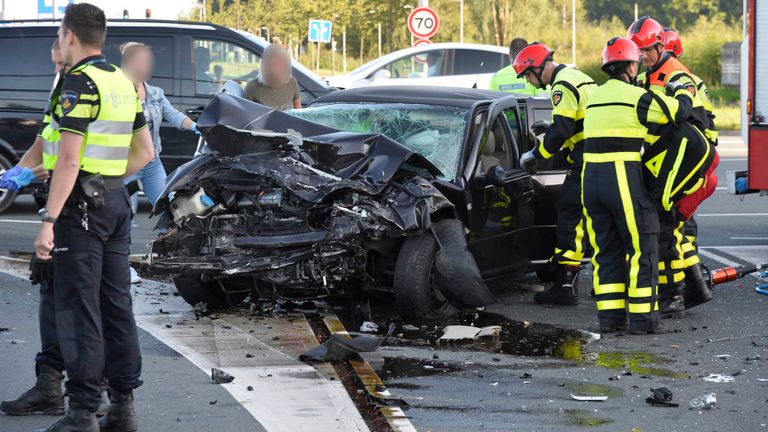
[52,187,141,411]
[551,168,587,266]
[34,280,64,372]
[582,160,660,329]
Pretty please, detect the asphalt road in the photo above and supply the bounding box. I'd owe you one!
[0,150,766,431]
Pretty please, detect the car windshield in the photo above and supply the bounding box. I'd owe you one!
[289,103,469,180]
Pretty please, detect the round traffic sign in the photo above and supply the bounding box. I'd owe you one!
[412,38,433,63]
[407,7,440,39]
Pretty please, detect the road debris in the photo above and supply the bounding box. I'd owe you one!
[646,387,679,407]
[211,368,235,384]
[703,373,735,383]
[690,393,717,410]
[300,332,380,362]
[359,321,379,333]
[570,394,608,402]
[755,378,768,382]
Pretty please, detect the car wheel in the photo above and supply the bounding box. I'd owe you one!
[172,274,248,309]
[393,232,455,321]
[0,153,18,214]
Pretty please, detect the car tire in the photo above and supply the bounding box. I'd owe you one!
[393,231,455,321]
[0,152,18,214]
[172,274,247,309]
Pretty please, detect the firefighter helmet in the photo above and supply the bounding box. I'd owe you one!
[512,42,554,78]
[664,27,684,57]
[627,16,666,49]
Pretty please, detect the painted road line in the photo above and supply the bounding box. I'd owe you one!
[322,314,418,432]
[136,313,369,432]
[696,213,768,217]
[0,219,40,224]
[700,245,768,250]
[699,249,743,268]
[730,236,768,240]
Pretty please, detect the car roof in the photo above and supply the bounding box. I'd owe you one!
[311,85,517,109]
[0,18,221,31]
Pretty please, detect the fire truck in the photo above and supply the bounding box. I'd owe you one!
[733,0,768,195]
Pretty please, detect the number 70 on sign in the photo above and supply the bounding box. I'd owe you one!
[308,19,333,43]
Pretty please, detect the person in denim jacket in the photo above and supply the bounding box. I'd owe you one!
[120,42,198,210]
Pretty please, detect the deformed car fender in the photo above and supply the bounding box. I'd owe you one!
[431,218,495,307]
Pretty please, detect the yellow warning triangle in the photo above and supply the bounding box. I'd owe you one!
[645,150,667,177]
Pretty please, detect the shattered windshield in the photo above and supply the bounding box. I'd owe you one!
[289,103,469,180]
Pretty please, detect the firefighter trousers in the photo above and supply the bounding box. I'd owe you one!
[52,186,141,411]
[550,168,587,267]
[582,158,660,330]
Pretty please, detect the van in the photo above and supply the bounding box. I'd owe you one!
[0,19,334,213]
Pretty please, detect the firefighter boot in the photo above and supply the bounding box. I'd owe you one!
[659,282,685,315]
[0,364,64,416]
[98,390,138,432]
[33,408,99,432]
[683,263,713,309]
[534,266,580,306]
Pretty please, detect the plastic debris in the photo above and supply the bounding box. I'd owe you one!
[438,325,502,352]
[690,393,717,410]
[299,333,380,362]
[703,373,735,383]
[211,368,235,384]
[402,324,420,332]
[359,321,379,333]
[646,387,679,407]
[570,394,608,402]
[756,378,768,382]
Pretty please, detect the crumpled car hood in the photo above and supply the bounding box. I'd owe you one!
[155,92,444,213]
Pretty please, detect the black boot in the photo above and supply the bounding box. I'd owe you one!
[33,408,99,432]
[659,282,685,315]
[0,364,64,416]
[629,312,662,335]
[98,390,138,432]
[534,266,579,305]
[683,263,713,309]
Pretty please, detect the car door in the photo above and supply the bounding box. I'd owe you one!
[447,49,508,89]
[467,97,540,280]
[368,48,450,87]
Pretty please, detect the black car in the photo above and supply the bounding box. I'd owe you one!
[150,85,564,319]
[0,19,333,213]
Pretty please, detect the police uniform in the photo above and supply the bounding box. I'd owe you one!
[532,65,596,278]
[41,55,146,413]
[636,53,719,310]
[582,78,693,333]
[489,64,547,96]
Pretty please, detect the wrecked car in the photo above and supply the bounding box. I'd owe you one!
[150,83,564,320]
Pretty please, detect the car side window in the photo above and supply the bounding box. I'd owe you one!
[103,36,174,92]
[479,115,514,172]
[192,39,261,95]
[0,37,56,92]
[452,49,505,76]
[379,50,445,79]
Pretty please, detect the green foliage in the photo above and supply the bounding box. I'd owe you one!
[584,0,740,30]
[680,15,742,86]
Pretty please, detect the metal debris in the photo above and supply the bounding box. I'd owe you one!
[646,387,679,407]
[703,373,735,383]
[359,321,379,333]
[690,393,717,410]
[570,394,608,402]
[211,368,235,384]
[299,333,381,362]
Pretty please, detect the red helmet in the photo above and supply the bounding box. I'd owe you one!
[601,37,640,70]
[627,16,665,49]
[512,42,554,78]
[664,27,683,57]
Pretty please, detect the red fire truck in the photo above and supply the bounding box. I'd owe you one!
[736,0,768,194]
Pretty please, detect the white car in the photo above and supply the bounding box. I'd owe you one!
[326,43,509,90]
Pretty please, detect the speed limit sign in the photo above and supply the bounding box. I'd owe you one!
[407,7,440,39]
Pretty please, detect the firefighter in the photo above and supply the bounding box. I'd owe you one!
[582,36,693,334]
[17,4,154,431]
[490,38,547,96]
[628,16,717,314]
[513,42,597,305]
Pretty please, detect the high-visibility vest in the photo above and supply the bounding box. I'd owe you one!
[489,65,546,96]
[42,63,137,176]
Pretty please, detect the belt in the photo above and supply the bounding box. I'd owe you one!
[583,152,642,163]
[101,177,125,190]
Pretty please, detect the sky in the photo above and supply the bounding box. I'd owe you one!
[0,0,199,20]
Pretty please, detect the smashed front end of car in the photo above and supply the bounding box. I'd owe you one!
[149,90,453,299]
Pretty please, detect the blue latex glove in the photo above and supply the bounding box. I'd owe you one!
[0,166,35,192]
[191,122,202,136]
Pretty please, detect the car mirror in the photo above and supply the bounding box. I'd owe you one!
[372,69,391,80]
[478,165,506,188]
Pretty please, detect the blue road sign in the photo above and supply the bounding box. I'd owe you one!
[38,0,74,18]
[308,19,332,43]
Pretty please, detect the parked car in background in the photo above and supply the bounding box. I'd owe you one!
[0,19,333,213]
[150,84,565,320]
[326,43,509,90]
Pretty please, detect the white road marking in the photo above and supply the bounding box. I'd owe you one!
[699,249,742,267]
[696,213,768,217]
[715,187,727,191]
[730,236,768,240]
[0,219,40,224]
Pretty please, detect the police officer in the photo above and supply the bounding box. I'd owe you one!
[489,38,547,96]
[18,4,154,431]
[513,42,597,306]
[628,16,717,315]
[582,36,693,334]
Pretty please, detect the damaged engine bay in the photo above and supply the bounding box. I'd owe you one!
[150,89,484,306]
